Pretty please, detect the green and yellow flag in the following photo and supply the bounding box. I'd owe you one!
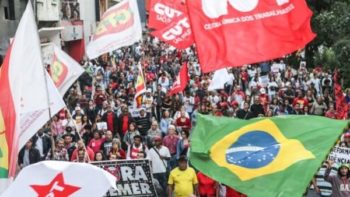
[190,115,347,197]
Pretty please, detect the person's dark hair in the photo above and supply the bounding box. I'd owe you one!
[133,135,143,141]
[337,165,350,178]
[94,151,105,160]
[181,131,190,139]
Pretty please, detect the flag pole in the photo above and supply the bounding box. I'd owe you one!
[65,109,91,162]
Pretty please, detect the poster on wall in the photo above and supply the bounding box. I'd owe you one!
[61,0,80,21]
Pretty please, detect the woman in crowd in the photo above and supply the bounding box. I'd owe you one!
[176,131,190,159]
[88,131,104,154]
[123,122,140,148]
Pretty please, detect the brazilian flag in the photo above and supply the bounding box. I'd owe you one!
[190,115,347,197]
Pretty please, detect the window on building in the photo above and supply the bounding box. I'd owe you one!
[3,0,15,20]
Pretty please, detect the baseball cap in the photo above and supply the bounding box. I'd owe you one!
[339,164,350,170]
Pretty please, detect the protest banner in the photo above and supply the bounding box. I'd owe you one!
[91,159,158,197]
[327,146,350,164]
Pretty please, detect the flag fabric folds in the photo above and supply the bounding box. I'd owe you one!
[186,0,316,73]
[86,0,142,59]
[51,45,85,95]
[0,2,65,192]
[208,68,231,91]
[334,70,348,119]
[149,0,194,49]
[148,0,185,29]
[151,15,194,49]
[190,115,347,197]
[169,62,189,95]
[1,161,116,197]
[134,63,146,106]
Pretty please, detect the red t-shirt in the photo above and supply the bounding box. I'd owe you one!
[88,138,104,153]
[122,116,129,135]
[292,97,309,109]
[107,113,114,132]
[197,172,216,196]
[226,186,247,197]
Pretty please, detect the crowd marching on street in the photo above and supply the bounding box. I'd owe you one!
[14,33,350,197]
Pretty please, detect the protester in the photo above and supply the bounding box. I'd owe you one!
[46,138,69,161]
[18,139,41,169]
[168,156,198,197]
[163,125,179,169]
[16,31,350,197]
[32,129,51,161]
[126,135,149,160]
[324,160,350,197]
[149,136,171,195]
[197,171,219,197]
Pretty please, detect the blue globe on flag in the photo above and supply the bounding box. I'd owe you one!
[226,131,280,169]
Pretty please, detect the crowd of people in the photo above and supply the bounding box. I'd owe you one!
[17,34,350,197]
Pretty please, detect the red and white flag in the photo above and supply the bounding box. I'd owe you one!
[86,0,142,59]
[148,0,185,29]
[169,63,189,95]
[1,161,116,197]
[151,15,194,49]
[50,45,85,95]
[187,0,316,73]
[0,2,65,192]
[134,63,146,107]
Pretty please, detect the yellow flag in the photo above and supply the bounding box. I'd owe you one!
[0,108,9,177]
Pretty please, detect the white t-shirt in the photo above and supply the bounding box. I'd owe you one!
[183,96,195,113]
[267,81,278,96]
[149,146,171,174]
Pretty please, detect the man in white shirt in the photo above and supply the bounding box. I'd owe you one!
[149,136,171,194]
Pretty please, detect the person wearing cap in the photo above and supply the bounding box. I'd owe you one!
[143,89,154,115]
[168,156,198,197]
[149,135,171,194]
[341,132,350,148]
[324,160,350,196]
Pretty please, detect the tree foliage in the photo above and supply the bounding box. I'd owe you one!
[306,0,350,86]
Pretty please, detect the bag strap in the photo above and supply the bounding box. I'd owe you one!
[152,147,167,169]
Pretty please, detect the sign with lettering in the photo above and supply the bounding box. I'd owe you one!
[327,146,350,164]
[91,159,158,197]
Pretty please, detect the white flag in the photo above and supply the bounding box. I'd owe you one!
[86,0,142,59]
[1,161,117,197]
[208,69,231,91]
[0,2,65,193]
[51,45,85,95]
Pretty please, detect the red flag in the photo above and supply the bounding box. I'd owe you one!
[151,15,194,49]
[187,0,316,73]
[334,70,348,119]
[169,63,189,95]
[148,0,185,29]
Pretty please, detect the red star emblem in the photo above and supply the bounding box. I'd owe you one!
[30,172,80,197]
